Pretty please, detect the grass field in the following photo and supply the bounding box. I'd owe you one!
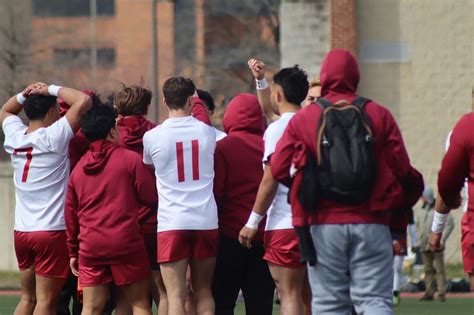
[1,296,474,315]
[1,266,473,314]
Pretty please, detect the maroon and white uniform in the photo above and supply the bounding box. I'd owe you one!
[143,115,218,263]
[263,113,302,268]
[3,115,73,278]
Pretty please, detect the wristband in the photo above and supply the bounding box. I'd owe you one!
[255,78,269,90]
[431,211,449,234]
[245,211,264,229]
[48,84,62,97]
[16,93,26,105]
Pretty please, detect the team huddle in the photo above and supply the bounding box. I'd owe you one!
[2,49,472,315]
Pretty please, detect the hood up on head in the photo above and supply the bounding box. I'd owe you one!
[320,49,360,98]
[223,93,264,135]
[83,140,118,175]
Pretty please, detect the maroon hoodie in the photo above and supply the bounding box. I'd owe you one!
[271,50,423,227]
[117,115,157,154]
[438,113,474,209]
[65,140,157,265]
[214,94,266,241]
[116,115,158,233]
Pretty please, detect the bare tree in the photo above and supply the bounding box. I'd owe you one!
[0,0,31,102]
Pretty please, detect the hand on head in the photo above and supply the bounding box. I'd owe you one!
[22,82,48,97]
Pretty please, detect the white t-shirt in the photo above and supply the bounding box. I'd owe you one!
[213,127,227,141]
[143,116,218,232]
[263,112,295,230]
[3,116,74,231]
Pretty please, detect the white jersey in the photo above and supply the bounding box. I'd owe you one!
[263,112,295,230]
[143,116,218,232]
[213,127,227,141]
[3,116,74,232]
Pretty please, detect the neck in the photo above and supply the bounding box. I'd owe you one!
[279,101,300,115]
[168,108,191,118]
[27,120,47,134]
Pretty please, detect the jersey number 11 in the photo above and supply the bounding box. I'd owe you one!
[175,140,199,182]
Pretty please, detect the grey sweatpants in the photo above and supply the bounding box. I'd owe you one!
[308,224,393,315]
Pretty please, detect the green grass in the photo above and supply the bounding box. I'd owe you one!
[1,296,473,315]
[0,264,472,314]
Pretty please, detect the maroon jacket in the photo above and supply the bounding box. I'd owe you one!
[214,94,266,241]
[271,50,423,227]
[116,115,158,233]
[438,113,474,209]
[65,140,157,265]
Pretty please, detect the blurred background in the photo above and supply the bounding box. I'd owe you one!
[0,0,472,278]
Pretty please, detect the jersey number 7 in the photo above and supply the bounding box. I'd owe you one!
[176,140,199,182]
[13,147,33,182]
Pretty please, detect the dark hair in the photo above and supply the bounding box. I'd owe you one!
[273,65,309,105]
[114,84,152,116]
[196,89,215,112]
[23,95,58,120]
[162,76,196,110]
[81,104,117,141]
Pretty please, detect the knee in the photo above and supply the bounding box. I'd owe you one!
[193,287,213,300]
[20,294,37,307]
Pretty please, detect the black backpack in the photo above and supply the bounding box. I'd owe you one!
[297,97,376,209]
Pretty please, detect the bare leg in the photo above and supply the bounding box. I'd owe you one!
[33,275,67,315]
[469,273,474,291]
[190,258,216,315]
[185,266,196,315]
[120,279,152,315]
[14,268,36,315]
[302,271,312,315]
[115,287,132,315]
[269,263,305,315]
[160,259,189,315]
[82,285,109,315]
[153,271,168,315]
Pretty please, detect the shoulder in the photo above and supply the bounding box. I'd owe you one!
[116,146,143,166]
[144,124,163,141]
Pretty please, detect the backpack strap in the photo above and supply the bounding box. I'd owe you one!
[316,98,333,110]
[352,97,371,109]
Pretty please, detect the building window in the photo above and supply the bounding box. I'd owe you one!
[33,0,115,17]
[54,48,116,68]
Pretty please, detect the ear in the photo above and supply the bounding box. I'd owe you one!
[276,88,283,103]
[109,126,118,139]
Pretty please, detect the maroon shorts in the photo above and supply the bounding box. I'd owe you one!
[79,252,151,287]
[144,232,159,270]
[157,229,219,263]
[14,230,69,278]
[263,229,304,269]
[461,212,474,273]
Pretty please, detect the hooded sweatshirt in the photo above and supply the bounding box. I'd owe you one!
[117,115,157,154]
[214,94,266,241]
[65,140,157,265]
[438,113,474,210]
[117,115,158,233]
[271,50,424,227]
